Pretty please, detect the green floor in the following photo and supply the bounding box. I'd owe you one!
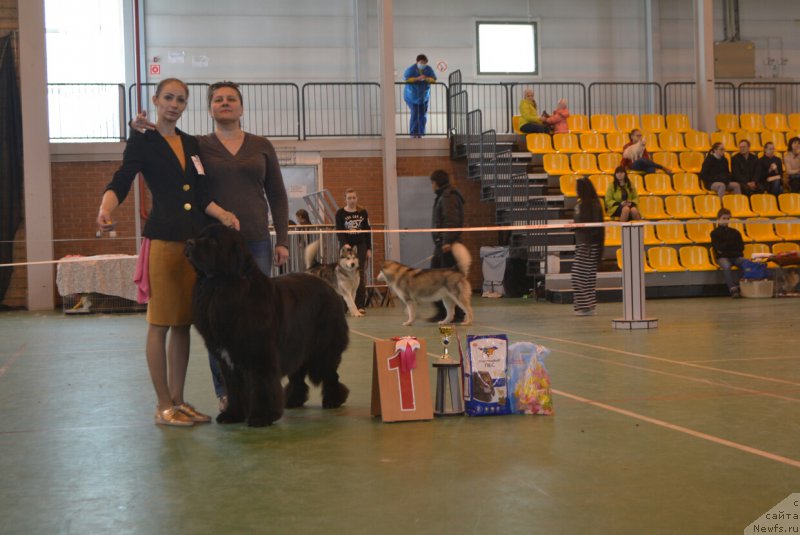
[1,297,799,534]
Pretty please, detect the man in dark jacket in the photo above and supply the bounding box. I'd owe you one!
[731,139,760,195]
[429,169,466,321]
[710,208,746,297]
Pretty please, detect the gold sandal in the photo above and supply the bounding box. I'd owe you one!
[176,402,212,423]
[154,406,195,427]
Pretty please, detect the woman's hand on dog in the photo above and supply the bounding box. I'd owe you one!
[274,245,289,267]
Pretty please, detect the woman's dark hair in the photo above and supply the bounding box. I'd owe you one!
[416,54,428,63]
[295,209,310,224]
[709,141,724,156]
[717,207,732,219]
[788,136,800,151]
[612,166,631,191]
[576,177,599,202]
[155,78,189,98]
[207,81,243,109]
[628,129,641,142]
[430,169,450,188]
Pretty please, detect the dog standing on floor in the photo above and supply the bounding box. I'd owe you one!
[186,224,350,427]
[377,242,473,326]
[305,240,364,317]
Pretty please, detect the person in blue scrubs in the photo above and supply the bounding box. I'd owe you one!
[403,54,437,137]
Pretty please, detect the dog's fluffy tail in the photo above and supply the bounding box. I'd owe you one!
[451,242,471,276]
[304,240,321,270]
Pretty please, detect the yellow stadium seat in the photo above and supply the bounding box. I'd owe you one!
[605,224,621,246]
[716,113,740,132]
[773,242,800,254]
[736,131,763,151]
[616,114,639,133]
[640,131,662,151]
[710,132,737,150]
[570,153,600,175]
[679,245,718,271]
[745,218,781,242]
[764,113,789,133]
[526,133,555,154]
[789,114,800,132]
[553,133,581,153]
[590,114,617,134]
[567,114,591,134]
[685,219,714,243]
[744,243,770,258]
[588,174,613,195]
[657,222,692,244]
[647,246,684,272]
[598,152,622,173]
[580,133,609,154]
[750,193,785,217]
[723,194,758,218]
[666,114,691,133]
[684,130,710,152]
[665,195,700,219]
[640,114,666,133]
[616,247,655,273]
[739,113,765,133]
[651,152,681,173]
[778,193,800,216]
[629,174,647,194]
[512,115,523,135]
[645,173,676,195]
[605,132,627,153]
[672,172,705,195]
[543,153,572,175]
[659,131,687,152]
[678,151,704,174]
[559,174,578,197]
[639,196,671,220]
[643,224,661,245]
[760,130,787,152]
[694,195,722,218]
[729,220,755,242]
[774,218,800,241]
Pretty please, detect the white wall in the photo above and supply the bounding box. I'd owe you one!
[142,0,800,85]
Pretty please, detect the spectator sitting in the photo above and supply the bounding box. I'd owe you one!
[700,142,741,199]
[621,129,672,175]
[757,142,784,196]
[784,136,800,192]
[295,209,312,225]
[710,207,746,298]
[731,139,760,195]
[604,166,642,222]
[542,98,570,134]
[518,89,548,134]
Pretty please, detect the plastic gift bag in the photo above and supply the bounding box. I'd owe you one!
[507,342,554,415]
[463,334,511,416]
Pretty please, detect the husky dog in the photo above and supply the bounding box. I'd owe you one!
[377,242,473,326]
[305,240,364,317]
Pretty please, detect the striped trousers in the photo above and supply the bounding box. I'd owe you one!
[571,243,601,312]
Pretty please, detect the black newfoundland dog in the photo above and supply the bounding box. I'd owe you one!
[185,224,349,427]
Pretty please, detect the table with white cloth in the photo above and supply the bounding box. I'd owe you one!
[56,255,141,311]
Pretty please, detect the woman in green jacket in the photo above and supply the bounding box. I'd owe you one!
[604,166,642,222]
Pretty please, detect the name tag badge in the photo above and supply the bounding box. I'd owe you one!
[191,155,205,175]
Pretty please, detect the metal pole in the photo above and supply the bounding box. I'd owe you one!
[379,0,400,260]
[612,224,658,330]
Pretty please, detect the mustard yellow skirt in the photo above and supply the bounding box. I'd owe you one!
[147,240,195,326]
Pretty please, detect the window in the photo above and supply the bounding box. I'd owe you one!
[476,21,538,76]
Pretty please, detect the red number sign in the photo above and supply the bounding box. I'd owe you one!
[387,352,416,411]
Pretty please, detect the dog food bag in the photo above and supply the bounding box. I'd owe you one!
[463,334,511,416]
[507,342,553,415]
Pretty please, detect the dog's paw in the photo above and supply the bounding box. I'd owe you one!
[459,320,472,326]
[322,383,349,409]
[284,383,309,409]
[402,320,414,326]
[246,411,282,427]
[350,310,364,317]
[216,410,245,424]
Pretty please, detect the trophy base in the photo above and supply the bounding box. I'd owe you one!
[432,357,460,367]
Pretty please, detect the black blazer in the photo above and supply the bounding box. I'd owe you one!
[106,129,213,242]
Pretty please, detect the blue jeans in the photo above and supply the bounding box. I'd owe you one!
[208,237,273,398]
[717,256,747,291]
[630,159,669,174]
[766,179,782,196]
[520,122,548,134]
[408,101,429,136]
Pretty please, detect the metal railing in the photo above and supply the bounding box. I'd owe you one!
[236,83,301,139]
[457,83,511,134]
[588,82,662,116]
[128,82,212,136]
[48,83,126,142]
[663,82,737,122]
[393,82,449,136]
[738,82,800,116]
[449,90,469,158]
[302,82,381,138]
[508,82,588,117]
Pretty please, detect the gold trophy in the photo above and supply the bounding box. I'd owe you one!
[432,324,464,415]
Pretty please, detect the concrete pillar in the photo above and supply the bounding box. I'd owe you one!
[18,0,55,310]
[378,0,400,260]
[693,0,716,133]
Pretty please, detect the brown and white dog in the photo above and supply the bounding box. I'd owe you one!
[305,240,363,317]
[377,242,473,326]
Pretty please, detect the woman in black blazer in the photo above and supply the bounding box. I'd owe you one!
[96,78,237,427]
